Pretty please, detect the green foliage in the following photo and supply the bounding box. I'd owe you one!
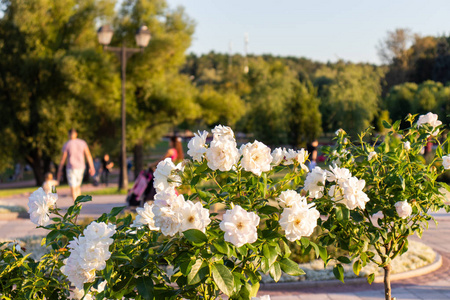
[384,80,450,126]
[1,142,327,299]
[287,80,322,147]
[315,62,384,135]
[315,113,450,289]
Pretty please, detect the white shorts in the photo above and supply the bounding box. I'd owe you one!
[66,168,85,187]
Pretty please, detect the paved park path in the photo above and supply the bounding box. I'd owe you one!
[0,191,449,299]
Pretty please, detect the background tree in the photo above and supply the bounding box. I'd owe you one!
[315,62,384,135]
[287,80,322,148]
[0,0,118,185]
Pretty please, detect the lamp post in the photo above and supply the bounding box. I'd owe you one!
[97,25,151,191]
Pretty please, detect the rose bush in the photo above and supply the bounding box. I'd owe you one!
[312,113,450,300]
[0,125,327,300]
[1,114,449,300]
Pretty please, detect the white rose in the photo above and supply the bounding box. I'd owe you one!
[205,138,240,172]
[404,141,411,151]
[83,222,116,244]
[132,203,159,231]
[220,205,260,247]
[277,190,306,207]
[240,141,272,176]
[62,222,116,290]
[443,155,450,170]
[153,187,178,207]
[328,184,344,202]
[271,147,286,165]
[211,125,235,141]
[28,188,58,226]
[152,205,182,237]
[304,167,327,199]
[152,193,187,236]
[341,177,370,210]
[279,202,320,242]
[154,158,182,192]
[284,149,309,171]
[178,200,211,233]
[187,130,208,162]
[417,112,442,136]
[368,151,377,161]
[395,201,412,219]
[326,165,352,184]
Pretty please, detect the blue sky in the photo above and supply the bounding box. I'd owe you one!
[166,0,450,64]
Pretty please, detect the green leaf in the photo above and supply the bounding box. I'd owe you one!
[261,257,270,274]
[136,277,154,300]
[333,264,344,283]
[309,241,320,259]
[436,146,443,158]
[108,206,126,218]
[335,205,349,221]
[300,237,310,248]
[279,258,305,276]
[212,241,228,255]
[183,229,208,244]
[262,244,278,266]
[353,260,362,276]
[318,245,328,262]
[269,262,282,282]
[187,259,203,284]
[190,175,200,186]
[337,256,352,264]
[74,195,91,204]
[258,205,279,215]
[111,253,132,262]
[211,263,234,296]
[382,120,392,129]
[195,160,209,174]
[367,273,375,284]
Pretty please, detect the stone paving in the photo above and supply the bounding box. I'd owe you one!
[1,191,449,299]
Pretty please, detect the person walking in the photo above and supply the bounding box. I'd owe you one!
[101,154,114,186]
[57,129,95,201]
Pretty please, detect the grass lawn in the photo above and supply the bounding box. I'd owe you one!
[0,186,58,198]
[88,186,129,196]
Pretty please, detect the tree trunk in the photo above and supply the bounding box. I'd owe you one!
[134,142,144,180]
[384,264,392,300]
[26,153,44,186]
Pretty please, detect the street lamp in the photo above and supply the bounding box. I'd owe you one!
[97,25,151,191]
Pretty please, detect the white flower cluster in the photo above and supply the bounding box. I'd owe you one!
[28,187,58,226]
[204,125,240,171]
[187,125,309,174]
[277,190,320,242]
[62,222,116,290]
[442,155,450,170]
[395,201,412,219]
[151,188,211,236]
[304,167,327,199]
[131,202,159,231]
[154,158,184,192]
[240,141,273,176]
[326,166,370,210]
[417,112,442,136]
[187,130,208,162]
[220,205,260,247]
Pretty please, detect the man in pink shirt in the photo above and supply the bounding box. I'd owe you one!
[57,129,95,201]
